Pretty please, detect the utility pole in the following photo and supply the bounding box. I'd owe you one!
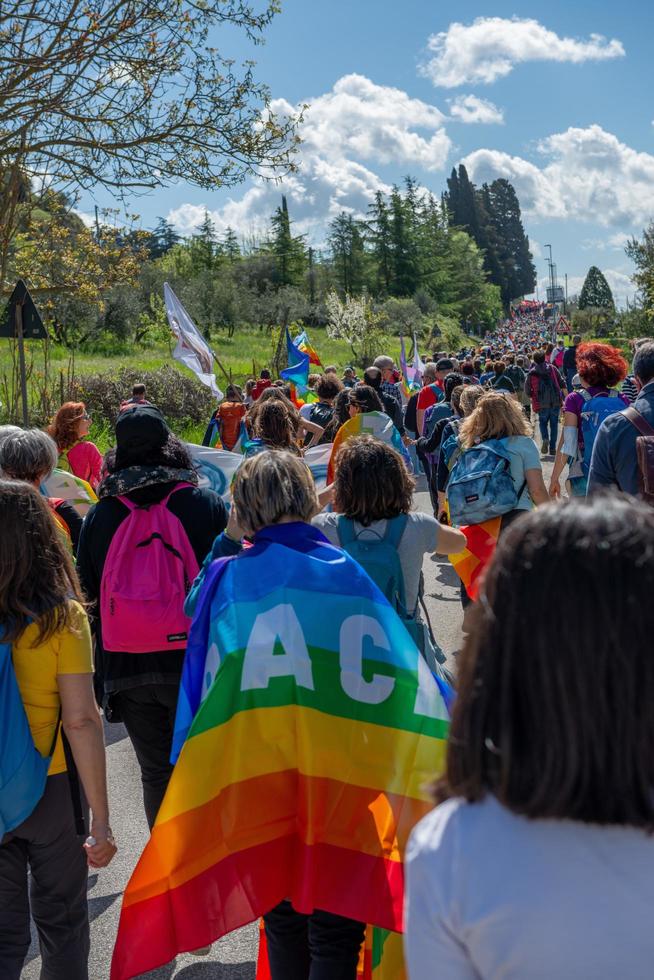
[308,247,316,307]
[564,273,568,314]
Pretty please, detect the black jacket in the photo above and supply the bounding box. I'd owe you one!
[77,473,227,694]
[562,346,577,371]
[379,390,405,436]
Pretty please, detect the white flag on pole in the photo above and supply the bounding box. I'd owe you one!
[164,282,223,399]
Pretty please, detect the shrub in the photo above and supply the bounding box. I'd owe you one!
[71,365,215,430]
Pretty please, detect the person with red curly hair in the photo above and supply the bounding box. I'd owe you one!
[48,401,103,490]
[549,342,628,498]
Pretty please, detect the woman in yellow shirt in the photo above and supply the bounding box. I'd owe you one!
[0,480,116,980]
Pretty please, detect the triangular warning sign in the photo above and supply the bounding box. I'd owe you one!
[0,280,47,339]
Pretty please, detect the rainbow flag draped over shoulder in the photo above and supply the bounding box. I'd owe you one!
[448,517,501,601]
[111,523,449,980]
[328,411,412,483]
[41,468,97,517]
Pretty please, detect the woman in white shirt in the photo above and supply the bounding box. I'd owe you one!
[405,495,654,980]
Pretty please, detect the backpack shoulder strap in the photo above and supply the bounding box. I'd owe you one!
[624,406,654,438]
[578,388,592,403]
[160,481,195,508]
[337,515,356,546]
[382,514,409,548]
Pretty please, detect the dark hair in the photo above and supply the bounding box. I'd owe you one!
[333,436,414,525]
[132,383,146,397]
[247,386,300,433]
[253,400,298,452]
[315,375,343,401]
[576,342,628,388]
[533,350,546,365]
[436,496,654,828]
[0,480,83,644]
[348,384,383,414]
[450,384,465,415]
[260,369,271,379]
[633,341,654,386]
[473,358,482,375]
[225,383,243,402]
[444,372,464,402]
[106,433,192,472]
[461,362,475,376]
[493,360,506,375]
[363,366,382,390]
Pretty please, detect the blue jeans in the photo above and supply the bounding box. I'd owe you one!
[538,408,559,452]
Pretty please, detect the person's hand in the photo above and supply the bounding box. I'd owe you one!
[402,434,415,447]
[225,504,244,543]
[549,478,561,500]
[84,822,117,869]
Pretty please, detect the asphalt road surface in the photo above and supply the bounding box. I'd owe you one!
[22,456,554,980]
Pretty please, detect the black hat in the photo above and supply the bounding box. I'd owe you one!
[436,358,454,372]
[115,405,170,466]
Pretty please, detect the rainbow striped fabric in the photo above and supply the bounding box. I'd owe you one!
[111,522,449,980]
[294,329,322,367]
[41,468,97,517]
[448,516,501,601]
[327,411,412,483]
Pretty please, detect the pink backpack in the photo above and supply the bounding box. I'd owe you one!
[100,483,199,653]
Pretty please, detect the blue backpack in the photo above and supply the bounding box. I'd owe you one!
[447,439,525,526]
[580,389,623,476]
[0,638,56,836]
[336,515,448,675]
[337,515,409,613]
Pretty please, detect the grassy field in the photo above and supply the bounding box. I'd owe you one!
[1,323,492,447]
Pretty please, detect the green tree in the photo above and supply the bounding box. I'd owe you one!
[328,212,366,296]
[366,191,393,295]
[0,0,299,289]
[626,224,654,322]
[189,211,219,273]
[578,266,615,310]
[482,179,536,304]
[223,227,241,262]
[149,218,181,259]
[267,195,306,288]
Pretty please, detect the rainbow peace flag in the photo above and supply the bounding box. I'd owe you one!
[294,329,322,367]
[448,517,501,601]
[328,411,412,483]
[41,468,97,517]
[110,523,449,980]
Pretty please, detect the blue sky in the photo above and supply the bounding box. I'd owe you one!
[82,0,654,305]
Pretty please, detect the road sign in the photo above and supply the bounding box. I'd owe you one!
[0,279,47,339]
[0,280,47,423]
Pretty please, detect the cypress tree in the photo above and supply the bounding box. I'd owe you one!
[579,266,615,310]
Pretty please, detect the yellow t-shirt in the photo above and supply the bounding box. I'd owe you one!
[11,601,94,776]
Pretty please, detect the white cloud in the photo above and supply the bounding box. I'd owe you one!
[581,232,632,251]
[461,125,654,227]
[421,17,624,88]
[168,74,451,242]
[448,94,504,124]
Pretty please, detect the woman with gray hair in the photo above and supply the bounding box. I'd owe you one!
[0,428,83,553]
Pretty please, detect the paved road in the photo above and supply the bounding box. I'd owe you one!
[23,456,554,979]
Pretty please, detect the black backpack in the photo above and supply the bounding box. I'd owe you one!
[536,369,561,410]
